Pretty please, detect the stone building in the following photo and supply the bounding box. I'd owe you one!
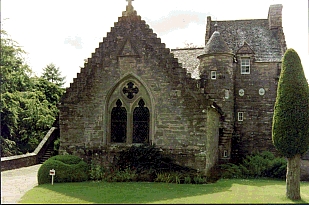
[58,2,308,174]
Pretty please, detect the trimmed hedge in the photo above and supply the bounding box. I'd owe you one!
[38,155,88,184]
[48,154,83,165]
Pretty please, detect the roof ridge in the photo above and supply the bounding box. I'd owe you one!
[214,19,268,22]
[171,47,204,51]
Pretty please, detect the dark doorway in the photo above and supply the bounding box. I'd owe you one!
[133,99,149,143]
[111,99,127,143]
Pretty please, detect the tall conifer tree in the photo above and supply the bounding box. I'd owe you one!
[42,63,65,87]
[272,48,309,200]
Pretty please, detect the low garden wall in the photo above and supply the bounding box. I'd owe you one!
[1,153,38,171]
[1,127,58,172]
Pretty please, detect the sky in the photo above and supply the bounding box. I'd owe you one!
[1,0,308,88]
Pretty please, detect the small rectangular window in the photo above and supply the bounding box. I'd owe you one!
[238,112,244,121]
[224,89,229,99]
[223,150,228,158]
[211,71,216,79]
[241,58,250,74]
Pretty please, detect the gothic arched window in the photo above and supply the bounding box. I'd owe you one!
[111,99,127,143]
[133,99,149,143]
[108,78,152,145]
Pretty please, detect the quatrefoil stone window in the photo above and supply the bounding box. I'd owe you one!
[123,82,139,99]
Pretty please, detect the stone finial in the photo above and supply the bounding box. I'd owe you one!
[127,0,133,7]
[123,0,135,16]
[214,22,218,32]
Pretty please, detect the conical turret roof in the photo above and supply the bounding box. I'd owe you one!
[204,31,232,54]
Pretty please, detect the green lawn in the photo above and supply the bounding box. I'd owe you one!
[19,179,309,204]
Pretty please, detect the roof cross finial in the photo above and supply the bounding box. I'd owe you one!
[125,0,134,15]
[127,0,134,7]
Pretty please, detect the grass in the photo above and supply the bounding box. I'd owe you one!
[19,179,309,204]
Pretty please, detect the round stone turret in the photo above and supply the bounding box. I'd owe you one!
[204,31,232,54]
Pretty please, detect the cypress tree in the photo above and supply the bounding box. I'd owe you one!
[272,48,309,200]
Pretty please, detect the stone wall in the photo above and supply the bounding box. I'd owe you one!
[234,61,280,157]
[198,52,235,160]
[58,12,221,174]
[1,127,58,171]
[1,153,37,171]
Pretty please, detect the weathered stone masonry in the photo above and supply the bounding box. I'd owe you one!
[58,3,308,176]
[59,4,221,174]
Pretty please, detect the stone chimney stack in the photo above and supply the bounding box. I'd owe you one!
[268,4,283,29]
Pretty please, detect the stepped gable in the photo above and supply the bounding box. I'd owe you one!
[171,48,204,79]
[61,3,203,104]
[204,30,232,55]
[205,18,284,61]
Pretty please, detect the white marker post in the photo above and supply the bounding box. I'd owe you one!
[49,169,55,185]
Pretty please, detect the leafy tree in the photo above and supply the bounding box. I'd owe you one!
[41,63,65,87]
[1,30,33,156]
[272,48,309,200]
[0,30,33,93]
[1,30,65,156]
[33,77,65,106]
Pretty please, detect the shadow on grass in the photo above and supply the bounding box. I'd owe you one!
[24,179,309,204]
[35,180,233,204]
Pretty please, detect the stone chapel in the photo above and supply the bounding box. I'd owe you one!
[58,2,307,174]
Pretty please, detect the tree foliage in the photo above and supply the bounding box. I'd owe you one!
[41,63,65,87]
[0,30,33,93]
[272,48,309,200]
[1,30,65,156]
[272,48,309,157]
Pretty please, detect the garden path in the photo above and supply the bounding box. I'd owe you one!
[1,164,41,204]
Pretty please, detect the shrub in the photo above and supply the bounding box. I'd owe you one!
[114,144,173,173]
[155,172,172,183]
[53,138,60,156]
[88,144,204,184]
[136,169,157,182]
[184,176,192,184]
[242,154,271,177]
[265,157,287,179]
[220,163,244,179]
[49,154,84,165]
[220,151,287,179]
[169,172,182,184]
[89,160,105,181]
[112,168,138,182]
[154,171,207,184]
[193,174,207,184]
[38,155,88,184]
[112,144,197,181]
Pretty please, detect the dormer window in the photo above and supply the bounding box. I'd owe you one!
[211,71,216,79]
[241,58,250,74]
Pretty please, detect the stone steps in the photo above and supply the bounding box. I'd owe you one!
[39,146,54,164]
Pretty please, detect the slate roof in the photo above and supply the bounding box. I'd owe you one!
[204,31,232,54]
[207,19,285,62]
[171,48,204,79]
